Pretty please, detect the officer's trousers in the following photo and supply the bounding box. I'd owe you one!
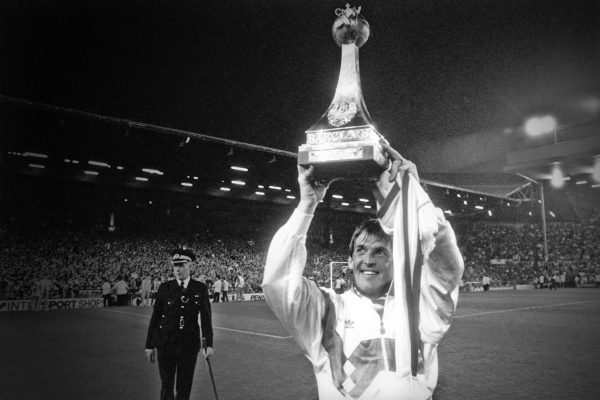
[157,348,198,400]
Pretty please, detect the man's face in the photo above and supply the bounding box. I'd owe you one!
[349,231,393,300]
[173,262,191,281]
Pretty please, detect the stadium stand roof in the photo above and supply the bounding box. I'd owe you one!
[2,96,598,222]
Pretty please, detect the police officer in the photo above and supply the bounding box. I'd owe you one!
[145,249,214,400]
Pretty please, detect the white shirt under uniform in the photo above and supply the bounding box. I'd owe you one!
[263,207,463,400]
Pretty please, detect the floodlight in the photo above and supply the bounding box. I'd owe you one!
[23,152,48,159]
[524,115,557,136]
[592,157,600,183]
[88,160,110,168]
[142,168,164,175]
[550,164,565,188]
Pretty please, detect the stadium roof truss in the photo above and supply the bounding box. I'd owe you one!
[420,178,533,203]
[5,95,599,218]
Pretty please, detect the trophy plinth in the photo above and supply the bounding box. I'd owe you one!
[297,122,387,180]
[298,5,387,181]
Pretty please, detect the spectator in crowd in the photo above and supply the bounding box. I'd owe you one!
[29,275,41,311]
[102,278,112,307]
[129,274,140,296]
[38,274,53,311]
[333,273,346,294]
[550,273,559,290]
[221,278,229,302]
[113,275,129,306]
[234,273,245,302]
[482,275,491,291]
[152,276,161,305]
[141,275,153,307]
[212,276,222,303]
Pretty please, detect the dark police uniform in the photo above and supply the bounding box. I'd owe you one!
[146,277,213,400]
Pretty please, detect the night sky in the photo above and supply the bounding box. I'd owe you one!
[1,0,599,154]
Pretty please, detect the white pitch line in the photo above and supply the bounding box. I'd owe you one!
[214,326,291,339]
[454,301,589,319]
[96,308,291,339]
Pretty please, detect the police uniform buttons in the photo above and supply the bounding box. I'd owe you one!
[161,314,165,317]
[181,306,185,309]
[159,325,162,328]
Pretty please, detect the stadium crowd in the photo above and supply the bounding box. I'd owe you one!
[459,215,600,289]
[1,207,599,301]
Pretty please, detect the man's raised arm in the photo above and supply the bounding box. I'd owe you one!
[262,166,329,359]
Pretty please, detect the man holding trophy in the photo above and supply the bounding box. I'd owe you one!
[263,5,463,400]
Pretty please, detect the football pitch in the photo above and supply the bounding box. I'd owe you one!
[1,288,599,400]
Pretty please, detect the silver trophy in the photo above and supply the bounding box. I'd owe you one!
[298,5,387,180]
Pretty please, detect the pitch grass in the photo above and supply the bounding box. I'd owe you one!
[1,289,598,400]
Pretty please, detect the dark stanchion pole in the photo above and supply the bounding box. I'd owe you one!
[539,183,548,262]
[0,112,8,233]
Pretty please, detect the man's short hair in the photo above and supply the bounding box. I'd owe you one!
[348,219,391,257]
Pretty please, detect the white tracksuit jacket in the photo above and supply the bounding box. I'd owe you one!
[263,208,463,400]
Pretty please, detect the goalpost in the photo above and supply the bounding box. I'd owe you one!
[329,261,349,289]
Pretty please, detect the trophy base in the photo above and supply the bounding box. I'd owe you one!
[298,144,386,181]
